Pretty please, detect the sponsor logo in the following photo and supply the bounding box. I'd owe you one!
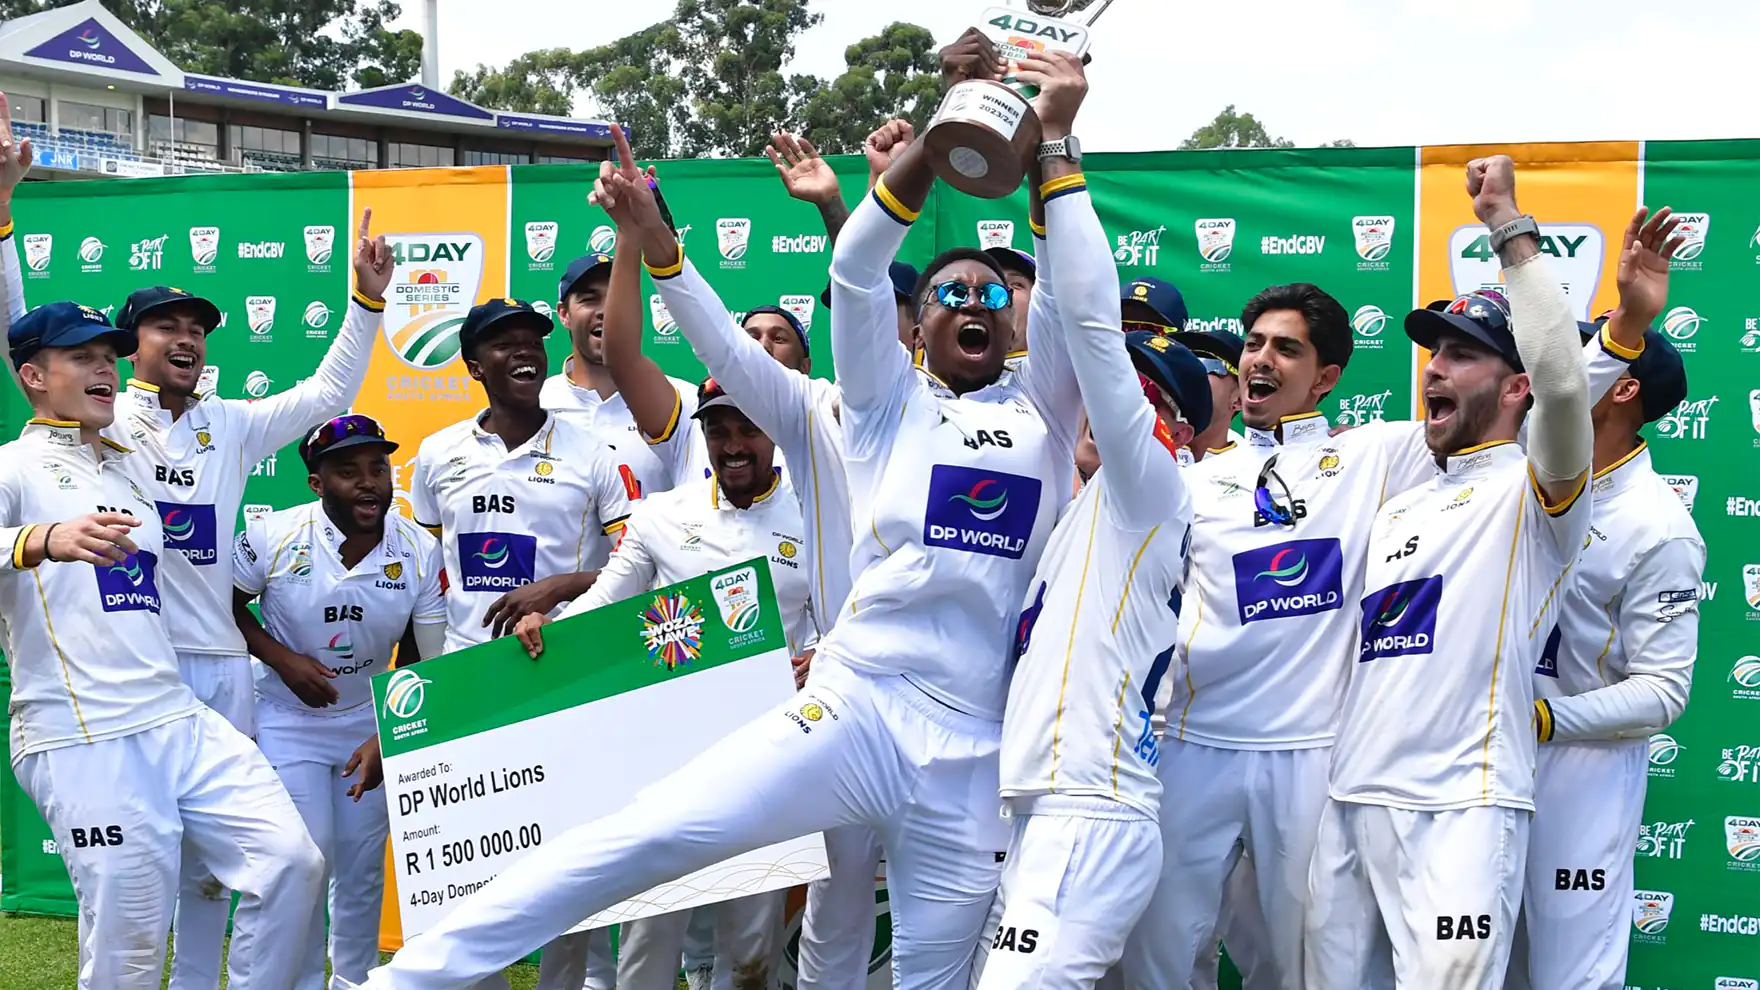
[772,233,829,254]
[22,233,51,274]
[384,235,483,382]
[1746,564,1760,613]
[1660,305,1703,353]
[129,234,166,271]
[779,294,815,334]
[1261,234,1325,255]
[383,667,431,719]
[1114,225,1165,267]
[95,550,161,613]
[1733,655,1760,701]
[195,364,220,396]
[524,221,558,266]
[189,226,220,269]
[1232,538,1345,623]
[1649,733,1682,779]
[1631,890,1674,943]
[977,220,1015,250]
[1661,474,1699,511]
[243,370,272,399]
[1336,389,1392,427]
[1742,318,1760,354]
[245,295,276,341]
[717,218,752,268]
[1700,912,1760,936]
[642,592,704,670]
[1726,816,1760,870]
[588,224,616,255]
[1195,219,1235,270]
[157,502,218,565]
[1450,223,1604,320]
[1714,979,1760,990]
[324,632,355,662]
[303,300,330,338]
[1668,212,1709,269]
[1351,303,1387,337]
[1358,575,1443,662]
[923,465,1042,560]
[1353,215,1395,270]
[711,566,762,634]
[304,225,335,268]
[1721,745,1760,784]
[242,503,272,523]
[78,235,103,271]
[1637,818,1695,859]
[649,294,679,343]
[456,532,537,592]
[1655,396,1718,441]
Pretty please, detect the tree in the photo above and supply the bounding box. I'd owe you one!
[449,49,584,117]
[0,0,423,91]
[791,22,940,154]
[1181,105,1293,150]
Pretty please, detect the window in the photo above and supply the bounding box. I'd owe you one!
[463,149,527,166]
[60,102,132,137]
[311,133,373,165]
[227,124,299,155]
[150,116,219,149]
[9,95,44,123]
[537,153,591,165]
[390,141,454,168]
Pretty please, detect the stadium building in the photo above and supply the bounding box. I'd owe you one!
[0,0,615,181]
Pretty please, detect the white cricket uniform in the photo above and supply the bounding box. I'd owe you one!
[1508,441,1702,990]
[1308,440,1590,989]
[978,182,1192,989]
[406,410,635,655]
[342,177,1083,990]
[0,420,322,990]
[234,503,445,990]
[556,473,812,989]
[643,255,881,989]
[1120,412,1433,990]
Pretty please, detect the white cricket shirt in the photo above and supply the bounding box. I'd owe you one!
[559,474,816,655]
[646,256,849,629]
[814,179,1083,720]
[1000,185,1193,818]
[1536,442,1704,743]
[0,421,202,756]
[1330,441,1591,811]
[1164,414,1435,749]
[407,411,636,654]
[234,502,445,715]
[97,296,381,658]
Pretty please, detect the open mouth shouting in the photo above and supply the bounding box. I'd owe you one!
[84,382,115,405]
[507,362,541,384]
[956,319,992,359]
[1243,369,1280,412]
[1424,388,1458,431]
[166,351,199,375]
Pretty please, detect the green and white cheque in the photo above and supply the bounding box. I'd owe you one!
[372,559,829,936]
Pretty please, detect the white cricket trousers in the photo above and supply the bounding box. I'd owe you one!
[1189,847,1277,990]
[14,708,323,990]
[1119,739,1329,990]
[974,798,1160,990]
[796,824,884,990]
[343,661,1009,990]
[1506,740,1647,990]
[619,892,786,990]
[1303,799,1527,990]
[255,699,388,990]
[169,652,260,990]
[533,928,617,990]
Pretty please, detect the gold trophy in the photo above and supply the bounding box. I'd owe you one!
[922,0,1115,198]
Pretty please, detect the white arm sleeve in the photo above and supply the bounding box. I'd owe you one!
[413,620,447,661]
[1545,537,1704,742]
[1012,219,1080,463]
[236,297,381,464]
[1504,253,1591,488]
[830,181,919,460]
[2,226,26,324]
[556,510,656,620]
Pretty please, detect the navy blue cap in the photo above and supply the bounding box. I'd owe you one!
[984,247,1037,281]
[297,413,399,470]
[821,261,920,310]
[558,253,614,301]
[1125,330,1213,434]
[459,298,552,359]
[1579,322,1688,424]
[1121,277,1189,331]
[1172,328,1244,378]
[10,301,136,369]
[692,375,745,420]
[116,286,221,334]
[1405,290,1523,373]
[743,305,808,356]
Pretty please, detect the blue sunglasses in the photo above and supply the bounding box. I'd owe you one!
[930,281,1011,312]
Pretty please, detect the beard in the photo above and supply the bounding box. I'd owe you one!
[1425,380,1503,456]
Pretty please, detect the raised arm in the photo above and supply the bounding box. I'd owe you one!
[0,95,31,388]
[238,209,388,463]
[766,131,851,246]
[1599,206,1684,359]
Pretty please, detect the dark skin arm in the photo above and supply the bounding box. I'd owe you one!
[481,571,598,639]
[766,132,852,245]
[232,587,338,708]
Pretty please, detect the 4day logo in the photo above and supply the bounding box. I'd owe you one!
[1114,226,1165,267]
[245,296,276,342]
[525,221,558,267]
[977,220,1015,250]
[304,225,335,269]
[1353,216,1395,271]
[384,234,484,372]
[1668,212,1709,270]
[649,294,679,344]
[717,218,752,269]
[711,565,763,636]
[1195,219,1235,271]
[1727,816,1760,871]
[1631,890,1674,943]
[779,294,816,334]
[189,226,220,271]
[22,233,51,276]
[1450,223,1604,320]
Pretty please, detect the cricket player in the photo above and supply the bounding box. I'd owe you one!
[0,300,323,990]
[1169,324,1246,460]
[1307,156,1595,988]
[1509,208,1702,990]
[515,375,816,990]
[978,156,1214,986]
[335,49,1091,990]
[988,246,1036,358]
[232,414,447,990]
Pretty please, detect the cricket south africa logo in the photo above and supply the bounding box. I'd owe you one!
[711,566,763,634]
[1632,890,1674,941]
[385,234,485,370]
[383,668,430,719]
[304,225,335,267]
[643,593,705,670]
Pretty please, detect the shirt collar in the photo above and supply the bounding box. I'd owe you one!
[310,503,400,568]
[918,364,1017,401]
[1440,439,1523,478]
[556,357,614,407]
[124,377,207,409]
[711,469,782,510]
[1244,411,1330,451]
[21,418,133,460]
[1591,441,1651,498]
[470,409,558,456]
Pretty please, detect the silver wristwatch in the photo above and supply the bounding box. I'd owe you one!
[1037,136,1082,164]
[1488,214,1540,254]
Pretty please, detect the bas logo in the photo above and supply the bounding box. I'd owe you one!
[1435,915,1491,940]
[68,825,124,848]
[385,234,484,370]
[1555,868,1607,890]
[990,926,1039,953]
[1449,223,1605,320]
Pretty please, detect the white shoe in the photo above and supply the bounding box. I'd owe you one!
[686,964,713,990]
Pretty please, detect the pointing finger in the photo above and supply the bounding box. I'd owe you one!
[357,207,373,244]
[611,124,636,174]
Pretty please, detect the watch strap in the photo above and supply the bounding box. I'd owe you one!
[1037,138,1075,162]
[1488,214,1540,254]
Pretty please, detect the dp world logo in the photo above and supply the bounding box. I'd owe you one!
[589,224,616,255]
[78,236,104,264]
[951,479,1009,521]
[324,633,355,662]
[163,509,195,542]
[474,537,512,568]
[1256,547,1311,587]
[1351,304,1387,338]
[76,29,101,49]
[244,370,272,399]
[383,668,431,719]
[1662,306,1703,341]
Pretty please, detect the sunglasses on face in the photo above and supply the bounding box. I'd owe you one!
[1443,289,1512,332]
[1254,453,1298,527]
[930,281,1010,312]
